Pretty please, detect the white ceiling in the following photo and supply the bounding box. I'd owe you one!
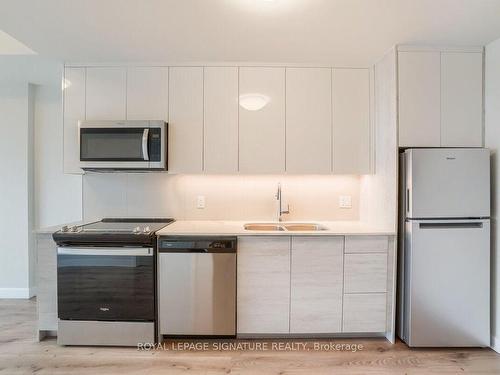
[1,0,500,66]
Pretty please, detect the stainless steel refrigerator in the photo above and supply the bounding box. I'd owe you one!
[398,148,490,347]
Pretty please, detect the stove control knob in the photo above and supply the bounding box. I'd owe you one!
[61,226,69,232]
[143,226,151,233]
[133,226,141,234]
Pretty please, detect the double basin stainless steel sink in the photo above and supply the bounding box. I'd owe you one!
[244,223,328,232]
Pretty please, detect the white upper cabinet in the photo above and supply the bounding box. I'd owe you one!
[398,47,484,148]
[239,67,286,173]
[126,67,168,120]
[332,69,371,174]
[286,68,332,173]
[398,51,441,147]
[64,68,86,119]
[204,67,239,173]
[63,64,375,175]
[441,52,483,147]
[86,67,126,120]
[63,67,86,174]
[168,67,204,173]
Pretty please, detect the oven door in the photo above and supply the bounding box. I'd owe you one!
[79,120,166,170]
[57,247,155,322]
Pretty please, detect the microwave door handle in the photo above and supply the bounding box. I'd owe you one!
[142,128,149,161]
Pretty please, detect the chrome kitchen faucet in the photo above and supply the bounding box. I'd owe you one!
[275,183,290,222]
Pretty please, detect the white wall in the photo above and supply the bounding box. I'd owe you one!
[0,83,34,297]
[82,173,360,222]
[485,37,500,352]
[34,84,82,227]
[0,56,82,229]
[0,56,82,298]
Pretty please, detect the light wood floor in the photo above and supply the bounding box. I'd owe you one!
[0,299,499,374]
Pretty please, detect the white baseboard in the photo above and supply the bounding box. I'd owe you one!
[0,287,36,299]
[492,335,500,353]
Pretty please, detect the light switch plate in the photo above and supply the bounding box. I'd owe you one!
[197,195,205,209]
[339,195,352,209]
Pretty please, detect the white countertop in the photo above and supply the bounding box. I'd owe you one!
[156,220,395,236]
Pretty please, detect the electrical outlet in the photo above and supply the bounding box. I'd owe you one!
[197,195,205,209]
[339,195,352,209]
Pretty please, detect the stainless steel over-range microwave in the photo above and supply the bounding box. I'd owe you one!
[79,120,168,171]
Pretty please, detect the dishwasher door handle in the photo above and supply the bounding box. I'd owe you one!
[159,248,236,254]
[185,249,208,253]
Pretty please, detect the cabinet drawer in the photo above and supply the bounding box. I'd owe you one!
[343,293,386,333]
[344,236,388,253]
[344,253,387,293]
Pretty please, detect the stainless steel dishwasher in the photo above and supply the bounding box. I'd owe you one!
[158,236,237,338]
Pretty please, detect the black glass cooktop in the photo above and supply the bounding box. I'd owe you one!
[81,218,173,234]
[53,218,175,247]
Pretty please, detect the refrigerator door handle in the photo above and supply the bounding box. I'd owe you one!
[406,188,410,214]
[419,222,483,229]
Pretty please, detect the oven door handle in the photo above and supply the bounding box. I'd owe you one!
[142,128,150,161]
[57,247,153,256]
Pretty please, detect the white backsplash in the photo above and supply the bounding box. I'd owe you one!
[82,173,360,222]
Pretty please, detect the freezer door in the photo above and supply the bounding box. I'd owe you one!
[404,219,490,347]
[405,148,490,219]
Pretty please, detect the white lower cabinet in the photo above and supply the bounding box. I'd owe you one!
[36,234,58,338]
[237,235,390,336]
[342,235,388,333]
[345,235,389,253]
[344,253,388,293]
[343,293,387,333]
[290,236,343,333]
[237,236,290,334]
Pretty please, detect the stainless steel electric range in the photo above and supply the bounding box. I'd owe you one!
[53,218,174,346]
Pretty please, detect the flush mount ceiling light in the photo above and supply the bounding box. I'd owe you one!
[239,94,270,111]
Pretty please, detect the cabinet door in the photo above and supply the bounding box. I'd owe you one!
[239,67,285,173]
[343,293,386,332]
[168,67,204,173]
[126,67,168,120]
[290,237,343,333]
[86,67,126,120]
[286,68,332,173]
[37,234,58,331]
[398,52,441,147]
[344,253,388,293]
[441,52,483,147]
[237,236,290,334]
[332,69,371,174]
[63,67,86,174]
[204,67,238,173]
